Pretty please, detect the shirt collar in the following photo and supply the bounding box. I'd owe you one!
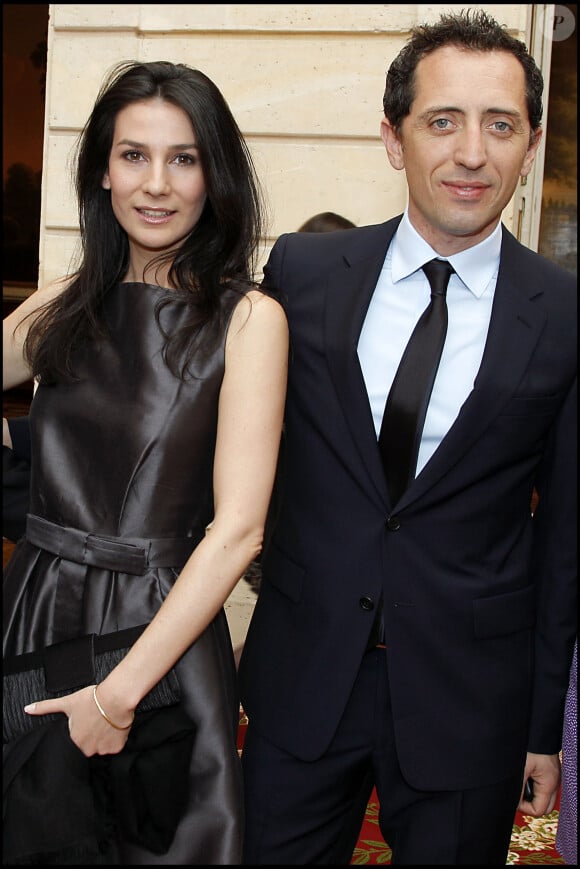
[391,210,502,298]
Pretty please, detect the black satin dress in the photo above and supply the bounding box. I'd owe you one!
[3,283,244,864]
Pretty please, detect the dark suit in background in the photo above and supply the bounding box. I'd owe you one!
[3,416,31,542]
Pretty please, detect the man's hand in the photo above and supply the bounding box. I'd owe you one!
[518,752,561,816]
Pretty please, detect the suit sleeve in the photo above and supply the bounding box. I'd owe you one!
[528,377,577,754]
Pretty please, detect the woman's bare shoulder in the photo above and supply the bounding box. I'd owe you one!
[235,287,286,323]
[227,287,288,350]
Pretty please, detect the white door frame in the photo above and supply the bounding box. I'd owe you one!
[513,4,556,251]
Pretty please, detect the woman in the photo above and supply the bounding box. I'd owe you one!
[3,60,288,864]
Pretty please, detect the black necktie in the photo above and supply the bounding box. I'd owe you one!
[378,258,455,505]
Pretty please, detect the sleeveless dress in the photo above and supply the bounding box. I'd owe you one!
[3,282,245,864]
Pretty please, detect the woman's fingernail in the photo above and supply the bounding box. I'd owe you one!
[24,703,36,713]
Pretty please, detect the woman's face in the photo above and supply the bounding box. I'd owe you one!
[102,97,207,282]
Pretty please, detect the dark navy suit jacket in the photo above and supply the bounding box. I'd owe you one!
[239,217,577,791]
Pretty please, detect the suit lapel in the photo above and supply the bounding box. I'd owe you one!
[322,222,546,511]
[398,228,548,507]
[324,221,398,508]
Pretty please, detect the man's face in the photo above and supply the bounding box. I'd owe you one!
[381,45,541,255]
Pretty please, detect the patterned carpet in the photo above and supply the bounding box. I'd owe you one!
[236,712,564,865]
[351,789,563,865]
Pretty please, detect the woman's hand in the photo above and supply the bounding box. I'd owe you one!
[24,683,134,756]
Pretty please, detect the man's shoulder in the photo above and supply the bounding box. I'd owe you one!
[500,225,576,289]
[272,215,402,262]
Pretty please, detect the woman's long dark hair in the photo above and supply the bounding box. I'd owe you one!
[25,61,266,381]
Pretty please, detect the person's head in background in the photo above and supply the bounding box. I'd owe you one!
[297,212,356,233]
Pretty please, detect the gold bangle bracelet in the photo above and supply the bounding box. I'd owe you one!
[92,685,132,731]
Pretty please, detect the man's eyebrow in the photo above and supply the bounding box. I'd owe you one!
[418,105,524,119]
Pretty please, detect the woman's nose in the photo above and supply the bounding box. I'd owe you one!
[142,162,170,195]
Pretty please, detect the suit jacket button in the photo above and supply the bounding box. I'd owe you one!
[359,596,374,611]
[386,516,401,531]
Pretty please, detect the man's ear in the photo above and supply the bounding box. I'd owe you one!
[380,118,405,171]
[520,128,543,180]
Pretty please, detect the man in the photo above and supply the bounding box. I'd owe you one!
[239,9,577,865]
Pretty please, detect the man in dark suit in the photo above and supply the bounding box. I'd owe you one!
[239,9,577,865]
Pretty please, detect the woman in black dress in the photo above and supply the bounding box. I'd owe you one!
[3,60,288,864]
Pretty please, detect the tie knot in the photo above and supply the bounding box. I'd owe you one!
[422,259,454,297]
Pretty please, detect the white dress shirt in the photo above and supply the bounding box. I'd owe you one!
[358,211,501,476]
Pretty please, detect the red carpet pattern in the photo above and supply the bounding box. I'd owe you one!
[237,711,564,865]
[351,789,563,865]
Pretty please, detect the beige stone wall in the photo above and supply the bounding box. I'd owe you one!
[41,3,538,285]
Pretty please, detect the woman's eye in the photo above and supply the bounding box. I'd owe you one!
[173,153,196,165]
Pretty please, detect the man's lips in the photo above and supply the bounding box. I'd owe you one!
[443,181,490,199]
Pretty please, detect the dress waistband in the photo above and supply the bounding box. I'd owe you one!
[25,514,199,576]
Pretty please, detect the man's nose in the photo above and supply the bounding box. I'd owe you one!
[454,126,487,170]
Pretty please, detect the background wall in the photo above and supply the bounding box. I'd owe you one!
[40,4,541,285]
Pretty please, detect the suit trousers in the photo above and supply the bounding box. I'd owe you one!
[241,647,523,865]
